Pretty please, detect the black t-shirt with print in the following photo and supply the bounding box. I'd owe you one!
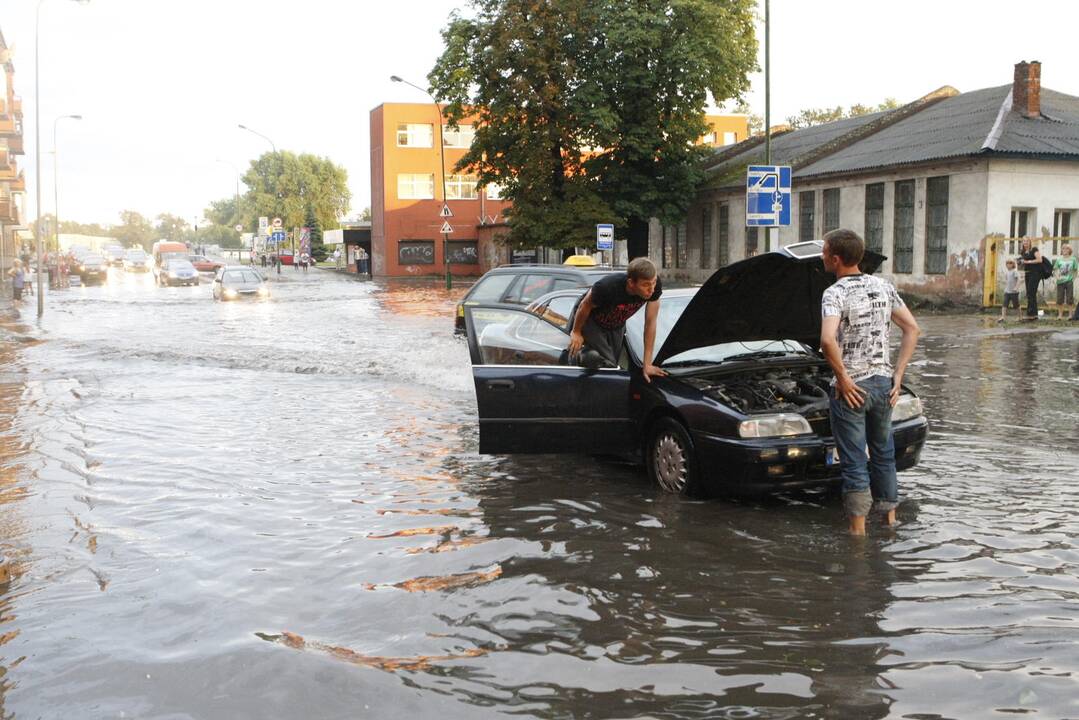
[588,273,663,330]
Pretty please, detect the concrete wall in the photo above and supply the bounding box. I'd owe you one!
[986,157,1079,252]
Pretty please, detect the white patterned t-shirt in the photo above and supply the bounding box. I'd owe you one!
[821,274,905,383]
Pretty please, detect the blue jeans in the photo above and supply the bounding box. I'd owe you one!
[829,375,897,516]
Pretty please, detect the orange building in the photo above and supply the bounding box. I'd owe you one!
[1,28,26,268]
[699,114,750,147]
[370,103,509,278]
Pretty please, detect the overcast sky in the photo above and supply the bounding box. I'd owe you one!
[2,0,1077,228]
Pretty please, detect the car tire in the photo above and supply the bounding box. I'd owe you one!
[646,417,700,497]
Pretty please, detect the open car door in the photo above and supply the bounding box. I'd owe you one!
[465,306,634,455]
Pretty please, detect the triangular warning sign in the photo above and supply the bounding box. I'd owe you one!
[439,204,453,218]
[439,220,454,234]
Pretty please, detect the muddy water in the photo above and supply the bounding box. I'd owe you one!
[0,269,1076,719]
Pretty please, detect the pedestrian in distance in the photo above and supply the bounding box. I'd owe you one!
[1018,237,1043,320]
[1052,243,1076,320]
[819,229,920,536]
[999,259,1020,322]
[7,259,25,303]
[567,257,666,381]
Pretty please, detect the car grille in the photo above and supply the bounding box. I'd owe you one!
[806,412,831,438]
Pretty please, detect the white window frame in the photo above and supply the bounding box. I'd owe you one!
[484,182,503,200]
[397,173,435,200]
[396,123,433,148]
[446,174,479,200]
[442,124,476,149]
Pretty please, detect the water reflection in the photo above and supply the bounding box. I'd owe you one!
[0,274,1075,718]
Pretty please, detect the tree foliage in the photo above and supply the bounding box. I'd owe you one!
[155,213,190,242]
[785,98,900,129]
[429,0,758,250]
[112,210,156,250]
[240,151,349,232]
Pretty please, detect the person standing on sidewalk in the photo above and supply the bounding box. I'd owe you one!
[819,229,920,536]
[1018,238,1043,320]
[7,259,25,303]
[1052,244,1076,320]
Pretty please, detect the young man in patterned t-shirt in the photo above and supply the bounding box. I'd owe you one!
[820,229,920,536]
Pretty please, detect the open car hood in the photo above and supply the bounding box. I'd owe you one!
[654,241,885,365]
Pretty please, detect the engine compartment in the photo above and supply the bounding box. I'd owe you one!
[683,364,833,415]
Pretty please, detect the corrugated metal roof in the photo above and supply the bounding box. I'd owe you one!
[992,88,1079,156]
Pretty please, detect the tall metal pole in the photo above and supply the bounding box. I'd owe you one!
[238,124,277,268]
[34,0,45,316]
[764,0,772,252]
[391,75,452,289]
[53,114,81,260]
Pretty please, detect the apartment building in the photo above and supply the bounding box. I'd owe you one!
[0,28,26,271]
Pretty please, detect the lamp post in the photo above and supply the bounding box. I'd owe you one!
[390,74,452,290]
[238,124,280,273]
[53,113,82,258]
[35,0,90,318]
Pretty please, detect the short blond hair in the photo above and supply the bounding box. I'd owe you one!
[627,257,657,281]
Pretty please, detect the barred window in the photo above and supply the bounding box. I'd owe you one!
[925,176,949,275]
[893,180,915,273]
[718,205,730,267]
[701,206,714,268]
[799,191,815,242]
[864,183,884,255]
[822,188,840,234]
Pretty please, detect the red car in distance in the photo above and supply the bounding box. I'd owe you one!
[188,255,224,273]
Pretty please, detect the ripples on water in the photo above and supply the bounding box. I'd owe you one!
[0,270,1076,719]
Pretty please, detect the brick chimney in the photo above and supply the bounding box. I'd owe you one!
[1013,61,1041,118]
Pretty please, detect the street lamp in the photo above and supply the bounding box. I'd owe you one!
[390,74,452,290]
[53,113,82,258]
[35,0,90,317]
[238,123,280,273]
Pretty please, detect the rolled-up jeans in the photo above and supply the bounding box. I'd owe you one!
[829,374,897,516]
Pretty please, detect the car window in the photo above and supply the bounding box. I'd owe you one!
[466,273,516,303]
[540,295,578,330]
[551,278,582,292]
[469,307,568,366]
[504,274,556,305]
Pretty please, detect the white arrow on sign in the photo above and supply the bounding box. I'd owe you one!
[439,204,453,218]
[440,220,454,234]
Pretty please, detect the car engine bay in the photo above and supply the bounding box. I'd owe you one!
[683,365,833,415]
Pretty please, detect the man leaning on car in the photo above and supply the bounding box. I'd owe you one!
[568,257,667,382]
[820,229,920,536]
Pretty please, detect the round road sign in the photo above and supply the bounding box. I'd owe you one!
[272,217,283,228]
[234,224,244,232]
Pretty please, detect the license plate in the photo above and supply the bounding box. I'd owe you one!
[825,447,840,466]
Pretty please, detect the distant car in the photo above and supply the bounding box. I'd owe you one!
[159,258,199,286]
[454,264,623,335]
[76,254,108,285]
[212,266,269,300]
[188,254,224,273]
[104,246,126,266]
[123,249,152,272]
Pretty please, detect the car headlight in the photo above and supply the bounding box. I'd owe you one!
[169,272,179,278]
[224,288,238,297]
[738,413,813,439]
[257,286,269,296]
[78,265,85,271]
[892,394,924,422]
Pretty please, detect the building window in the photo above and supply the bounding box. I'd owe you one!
[662,225,674,268]
[484,182,503,200]
[701,132,717,144]
[398,240,435,265]
[925,176,949,274]
[799,190,815,242]
[723,131,737,145]
[893,180,915,273]
[397,173,435,200]
[718,204,730,266]
[446,240,478,264]
[1010,208,1033,238]
[822,188,840,234]
[745,226,759,257]
[442,124,476,148]
[864,183,885,255]
[446,174,479,200]
[1053,209,1074,238]
[676,221,688,268]
[396,123,433,148]
[701,206,714,268]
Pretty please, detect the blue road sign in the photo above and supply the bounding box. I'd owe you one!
[596,223,614,251]
[746,165,792,227]
[269,230,286,245]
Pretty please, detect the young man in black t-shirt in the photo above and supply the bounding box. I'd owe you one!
[567,257,667,382]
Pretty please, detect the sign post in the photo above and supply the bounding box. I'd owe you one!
[596,223,614,266]
[746,165,791,253]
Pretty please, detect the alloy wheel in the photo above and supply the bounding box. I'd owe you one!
[653,433,688,493]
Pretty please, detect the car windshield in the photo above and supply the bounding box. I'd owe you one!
[82,255,104,264]
[223,270,261,283]
[125,251,146,259]
[625,294,809,366]
[107,248,124,257]
[167,260,195,271]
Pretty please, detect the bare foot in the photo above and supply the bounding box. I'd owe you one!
[849,515,866,536]
[883,509,897,527]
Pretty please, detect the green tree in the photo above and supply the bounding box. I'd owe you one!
[241,151,349,232]
[304,206,326,261]
[205,196,242,229]
[429,0,758,253]
[59,219,110,236]
[155,213,190,243]
[112,210,155,250]
[786,98,900,129]
[194,224,242,249]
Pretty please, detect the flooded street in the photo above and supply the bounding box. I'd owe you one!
[1,268,1077,719]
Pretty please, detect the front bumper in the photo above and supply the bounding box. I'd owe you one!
[691,417,928,495]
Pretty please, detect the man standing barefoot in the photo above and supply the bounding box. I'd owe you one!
[819,229,920,536]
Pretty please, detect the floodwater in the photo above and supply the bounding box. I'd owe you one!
[0,267,1077,719]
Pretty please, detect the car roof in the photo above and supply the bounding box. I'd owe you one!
[484,264,623,274]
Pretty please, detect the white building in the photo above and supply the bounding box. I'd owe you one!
[655,61,1079,305]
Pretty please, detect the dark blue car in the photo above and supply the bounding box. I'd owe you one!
[463,241,928,497]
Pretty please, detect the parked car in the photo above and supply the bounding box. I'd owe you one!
[75,254,109,285]
[454,264,623,334]
[212,266,269,300]
[104,246,126,266]
[158,258,199,286]
[188,254,224,273]
[461,241,928,497]
[123,249,152,272]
